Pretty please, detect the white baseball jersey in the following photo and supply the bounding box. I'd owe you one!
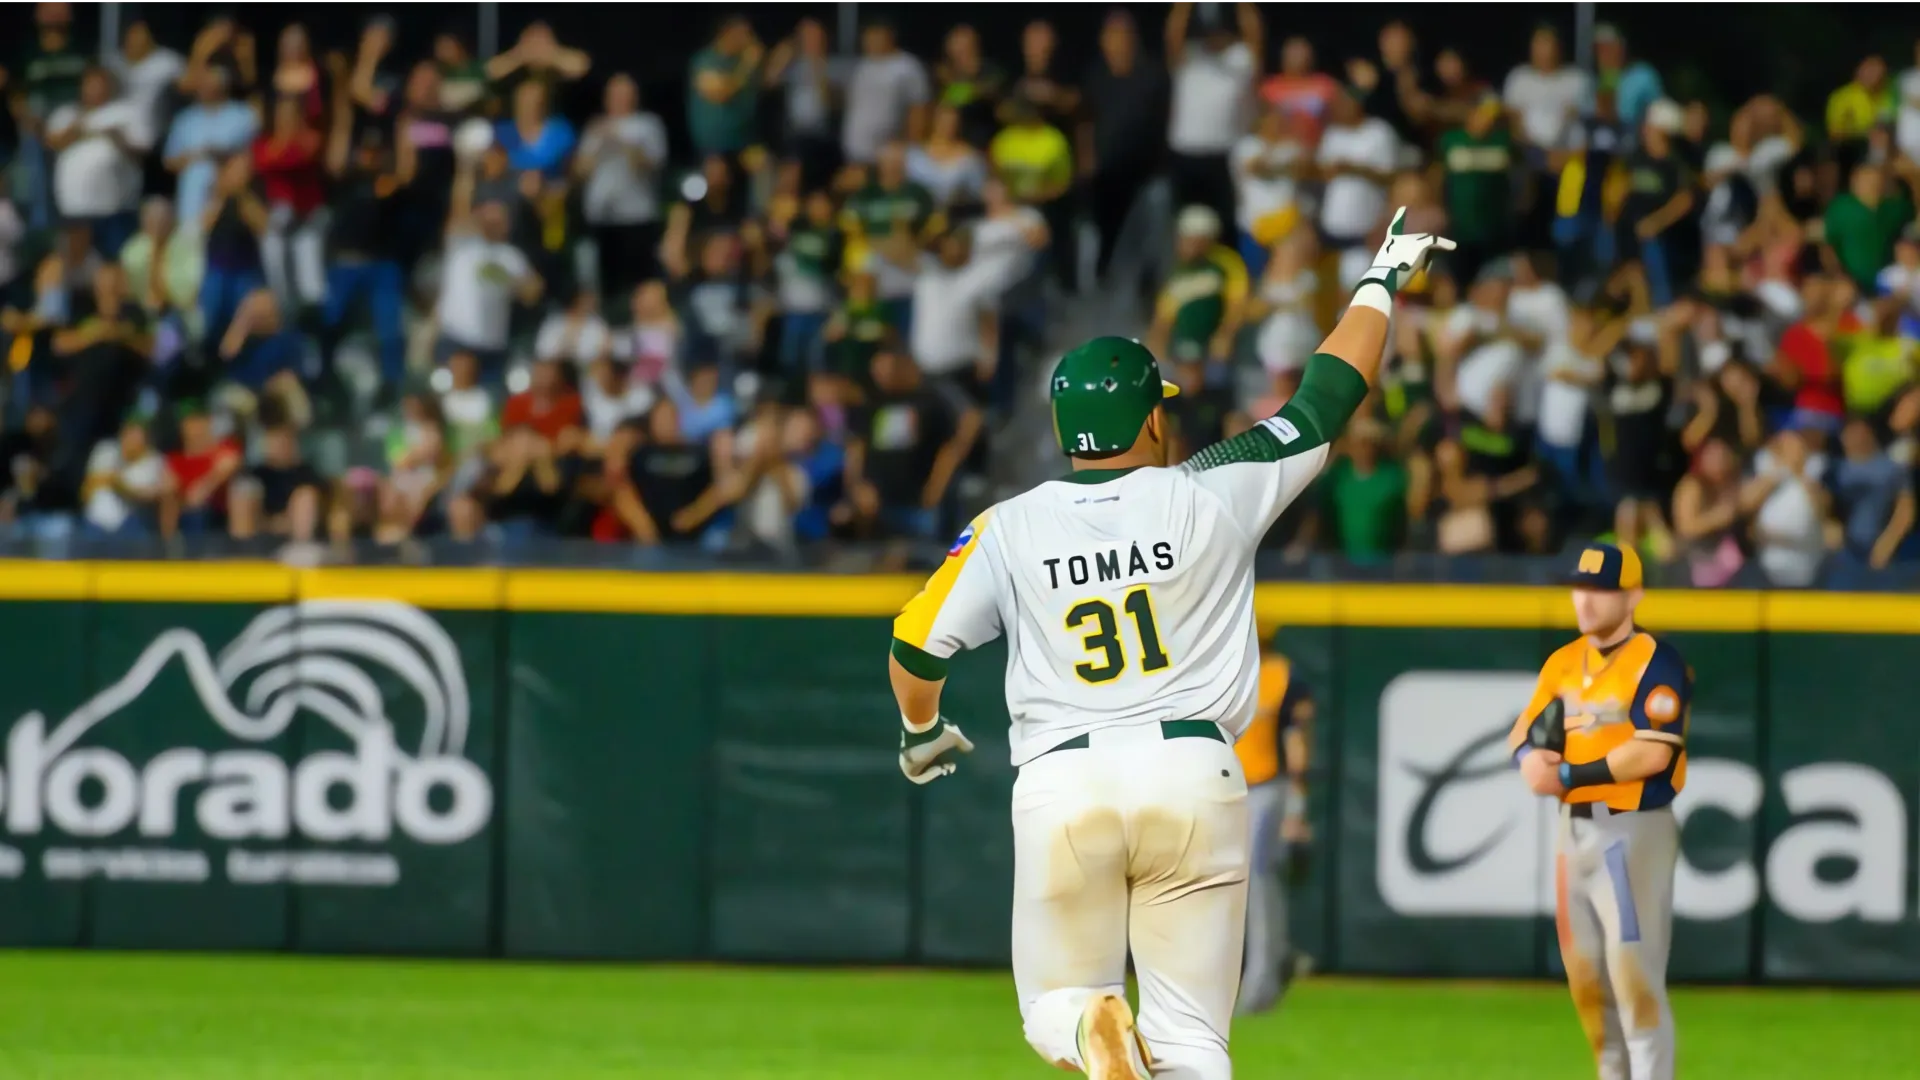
[894,417,1331,765]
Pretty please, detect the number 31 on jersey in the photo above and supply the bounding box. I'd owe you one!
[1064,586,1170,684]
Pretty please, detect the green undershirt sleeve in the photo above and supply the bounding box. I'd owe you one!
[1184,352,1370,470]
[890,637,949,681]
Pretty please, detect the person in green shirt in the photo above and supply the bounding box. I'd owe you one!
[822,270,899,385]
[14,8,87,121]
[1435,94,1514,281]
[774,189,846,372]
[433,32,489,115]
[688,17,763,159]
[1825,163,1914,292]
[10,6,87,231]
[1322,418,1408,562]
[1147,205,1249,366]
[840,145,942,323]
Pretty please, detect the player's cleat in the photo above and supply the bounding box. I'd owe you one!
[1076,994,1152,1080]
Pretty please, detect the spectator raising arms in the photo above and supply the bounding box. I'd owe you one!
[253,95,328,316]
[164,66,256,233]
[1165,1,1263,232]
[322,70,413,404]
[199,153,268,347]
[437,152,544,377]
[485,22,591,98]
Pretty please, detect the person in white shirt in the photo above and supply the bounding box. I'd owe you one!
[842,22,931,165]
[110,21,184,163]
[1437,265,1525,422]
[1751,428,1831,587]
[437,157,545,379]
[1504,252,1571,427]
[1165,1,1263,234]
[1503,27,1588,154]
[1503,27,1588,247]
[580,356,657,442]
[534,289,612,370]
[1251,231,1321,383]
[967,178,1050,302]
[1230,107,1307,280]
[576,73,669,296]
[1316,90,1399,287]
[911,229,999,389]
[46,67,151,258]
[1899,40,1920,168]
[82,417,166,539]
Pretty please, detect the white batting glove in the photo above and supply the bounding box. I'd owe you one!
[1357,207,1457,297]
[900,715,975,785]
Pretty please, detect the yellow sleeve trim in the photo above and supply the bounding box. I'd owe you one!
[891,511,991,650]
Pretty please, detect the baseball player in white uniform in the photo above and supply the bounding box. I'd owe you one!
[886,210,1454,1079]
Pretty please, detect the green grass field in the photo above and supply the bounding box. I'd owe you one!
[0,952,1915,1078]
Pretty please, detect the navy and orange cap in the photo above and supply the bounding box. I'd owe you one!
[1566,542,1643,591]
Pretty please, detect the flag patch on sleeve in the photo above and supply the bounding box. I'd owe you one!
[947,523,976,558]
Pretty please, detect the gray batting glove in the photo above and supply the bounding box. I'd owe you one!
[900,715,975,785]
[1358,206,1457,296]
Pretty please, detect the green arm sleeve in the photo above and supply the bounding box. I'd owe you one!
[890,637,949,681]
[1183,352,1371,471]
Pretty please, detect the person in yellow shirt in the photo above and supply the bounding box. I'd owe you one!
[1232,644,1313,1014]
[1827,55,1895,177]
[1510,543,1689,1080]
[990,94,1075,289]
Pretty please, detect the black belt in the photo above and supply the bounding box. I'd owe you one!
[1568,802,1630,819]
[1038,719,1225,758]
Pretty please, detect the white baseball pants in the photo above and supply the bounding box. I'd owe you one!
[1011,724,1250,1080]
[1557,803,1679,1080]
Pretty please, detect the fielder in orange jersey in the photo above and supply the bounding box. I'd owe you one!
[1509,542,1689,1080]
[1232,646,1313,1014]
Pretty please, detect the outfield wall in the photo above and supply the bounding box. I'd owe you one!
[0,562,1913,983]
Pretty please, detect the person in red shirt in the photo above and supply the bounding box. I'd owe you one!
[162,405,243,537]
[1259,37,1340,147]
[1770,275,1852,434]
[254,96,329,312]
[501,358,585,447]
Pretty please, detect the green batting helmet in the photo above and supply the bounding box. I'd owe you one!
[1048,337,1179,456]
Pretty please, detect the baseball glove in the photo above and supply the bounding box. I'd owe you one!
[1526,698,1567,755]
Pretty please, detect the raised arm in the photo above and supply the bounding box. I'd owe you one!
[1180,208,1451,536]
[1188,208,1453,465]
[325,59,355,177]
[1166,3,1192,70]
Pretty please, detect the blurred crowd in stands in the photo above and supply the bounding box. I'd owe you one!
[0,2,1916,587]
